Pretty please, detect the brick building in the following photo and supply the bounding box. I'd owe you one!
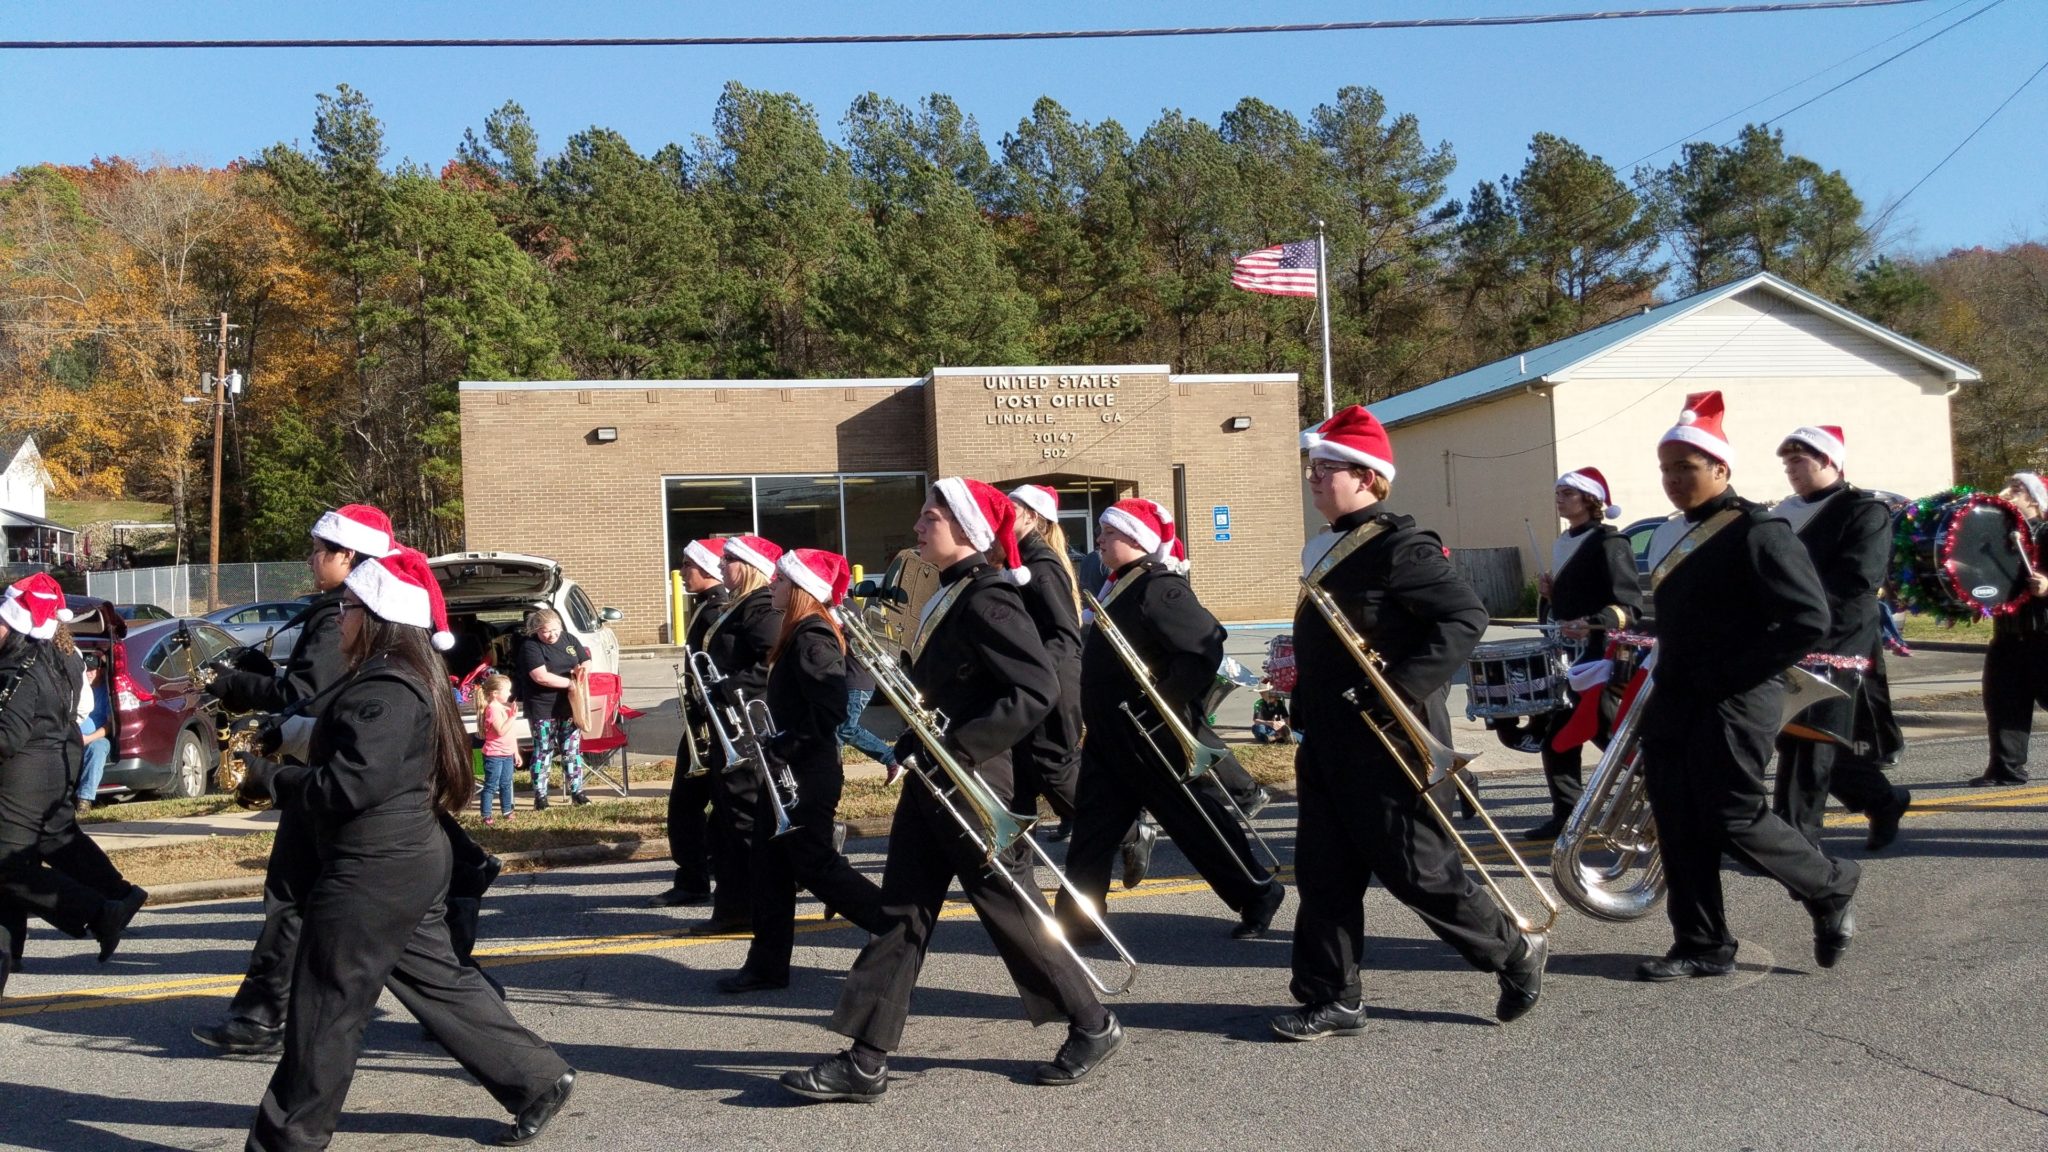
[458,365,1303,644]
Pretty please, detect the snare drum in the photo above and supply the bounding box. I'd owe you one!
[1465,637,1569,720]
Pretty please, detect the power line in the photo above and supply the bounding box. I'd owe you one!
[1865,53,2048,237]
[0,1,1932,51]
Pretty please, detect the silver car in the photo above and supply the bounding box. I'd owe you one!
[202,599,309,656]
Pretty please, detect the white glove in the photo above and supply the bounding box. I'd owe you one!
[277,714,317,764]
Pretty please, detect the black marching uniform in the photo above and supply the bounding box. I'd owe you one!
[660,585,728,902]
[1059,558,1274,933]
[827,556,1104,1053]
[1289,509,1524,1007]
[1538,522,1645,822]
[738,616,889,985]
[1640,489,1860,966]
[1981,518,2048,784]
[247,655,569,1151]
[1773,481,1908,843]
[700,585,781,927]
[1009,531,1085,825]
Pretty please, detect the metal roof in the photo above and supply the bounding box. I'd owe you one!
[1365,272,1981,430]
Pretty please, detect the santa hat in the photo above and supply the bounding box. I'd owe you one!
[1,572,73,641]
[310,504,399,558]
[1558,467,1622,520]
[1661,391,1735,466]
[345,546,456,651]
[1302,404,1396,481]
[683,537,724,576]
[2013,472,2048,512]
[934,476,1031,585]
[723,535,783,578]
[1781,426,1847,470]
[1100,497,1189,574]
[1009,483,1060,524]
[777,547,853,607]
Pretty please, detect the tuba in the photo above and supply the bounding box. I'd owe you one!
[833,604,1139,996]
[1550,641,1849,921]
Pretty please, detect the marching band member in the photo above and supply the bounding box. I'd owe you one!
[1772,427,1911,849]
[1527,467,1644,843]
[1005,485,1086,845]
[1058,497,1282,940]
[1973,471,2048,787]
[718,549,889,993]
[648,538,728,908]
[686,534,785,936]
[1275,406,1546,1039]
[782,478,1122,1102]
[1636,393,1860,982]
[238,549,574,1151]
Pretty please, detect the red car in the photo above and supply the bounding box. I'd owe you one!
[67,596,237,801]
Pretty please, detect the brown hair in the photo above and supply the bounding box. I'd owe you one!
[480,672,512,701]
[342,613,474,813]
[770,583,844,665]
[1367,473,1392,501]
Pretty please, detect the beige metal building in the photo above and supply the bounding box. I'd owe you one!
[1365,272,1981,581]
[459,365,1303,644]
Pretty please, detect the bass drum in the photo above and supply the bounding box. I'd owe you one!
[1896,491,2036,622]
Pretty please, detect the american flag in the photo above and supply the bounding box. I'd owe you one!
[1231,240,1319,298]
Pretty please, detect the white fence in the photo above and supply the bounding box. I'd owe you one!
[87,563,315,615]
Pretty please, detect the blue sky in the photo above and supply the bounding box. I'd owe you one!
[3,0,2043,260]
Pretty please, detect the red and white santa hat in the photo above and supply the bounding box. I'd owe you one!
[1009,483,1060,524]
[1557,466,1622,520]
[2012,472,2048,512]
[311,503,399,558]
[1100,497,1189,573]
[934,476,1030,584]
[683,537,724,576]
[1301,404,1396,481]
[1661,391,1735,466]
[345,546,457,651]
[723,535,783,578]
[1,572,73,641]
[777,547,853,607]
[1781,425,1847,470]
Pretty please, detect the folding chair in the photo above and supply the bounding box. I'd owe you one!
[578,671,642,797]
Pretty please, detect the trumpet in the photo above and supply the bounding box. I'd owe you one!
[1300,577,1560,935]
[833,605,1139,996]
[672,662,708,778]
[1081,590,1280,879]
[688,650,797,838]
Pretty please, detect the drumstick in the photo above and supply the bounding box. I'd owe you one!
[2015,529,2040,584]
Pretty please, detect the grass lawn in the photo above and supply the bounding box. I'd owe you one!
[1897,611,1992,646]
[43,499,173,529]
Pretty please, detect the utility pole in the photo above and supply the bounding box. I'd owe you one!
[208,311,230,611]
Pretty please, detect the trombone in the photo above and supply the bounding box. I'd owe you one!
[1300,577,1560,935]
[687,650,797,838]
[832,604,1139,996]
[1081,590,1281,880]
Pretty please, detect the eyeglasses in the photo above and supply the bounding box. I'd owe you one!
[338,602,366,615]
[1305,460,1359,482]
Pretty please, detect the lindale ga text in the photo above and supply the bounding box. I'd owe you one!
[982,373,1125,425]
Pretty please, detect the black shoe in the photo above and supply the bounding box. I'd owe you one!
[1866,788,1910,852]
[781,1051,887,1103]
[716,969,789,994]
[646,886,713,908]
[831,821,850,855]
[685,916,752,937]
[91,886,147,963]
[1234,787,1273,821]
[1045,820,1073,843]
[1231,881,1285,940]
[1496,932,1547,1023]
[1121,822,1158,890]
[533,795,550,811]
[1636,954,1736,981]
[570,791,591,806]
[1034,1012,1124,1086]
[191,1017,284,1055]
[1811,899,1856,969]
[498,1069,576,1146]
[1968,771,2028,787]
[1521,817,1566,843]
[1269,1000,1367,1042]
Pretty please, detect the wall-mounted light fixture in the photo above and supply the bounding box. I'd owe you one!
[592,426,619,443]
[1225,416,1253,432]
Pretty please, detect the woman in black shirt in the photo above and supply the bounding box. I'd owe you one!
[516,609,592,809]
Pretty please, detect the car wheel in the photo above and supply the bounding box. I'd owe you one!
[159,729,211,799]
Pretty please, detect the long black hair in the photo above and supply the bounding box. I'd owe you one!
[341,612,474,813]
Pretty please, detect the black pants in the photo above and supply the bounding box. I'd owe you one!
[1643,686,1860,963]
[1012,662,1082,821]
[0,758,128,940]
[829,769,1103,1052]
[1058,734,1268,933]
[1288,733,1519,1006]
[743,772,888,983]
[664,762,715,893]
[248,830,566,1152]
[1983,631,2048,781]
[709,755,762,924]
[1773,735,1902,848]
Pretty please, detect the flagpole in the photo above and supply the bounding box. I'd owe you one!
[1314,219,1334,419]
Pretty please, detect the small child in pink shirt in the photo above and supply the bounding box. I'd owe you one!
[479,674,520,824]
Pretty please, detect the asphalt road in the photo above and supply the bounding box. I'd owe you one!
[3,732,2044,1151]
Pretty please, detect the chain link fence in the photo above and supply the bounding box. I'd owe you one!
[86,563,315,615]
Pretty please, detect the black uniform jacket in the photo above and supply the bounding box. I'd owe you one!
[901,557,1057,770]
[1994,521,2048,640]
[1081,558,1225,735]
[213,590,346,715]
[1544,522,1645,641]
[681,586,730,735]
[1642,489,1829,735]
[270,654,439,853]
[1016,533,1083,674]
[0,634,82,774]
[1789,482,1889,659]
[1293,509,1487,744]
[703,586,782,711]
[764,615,849,780]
